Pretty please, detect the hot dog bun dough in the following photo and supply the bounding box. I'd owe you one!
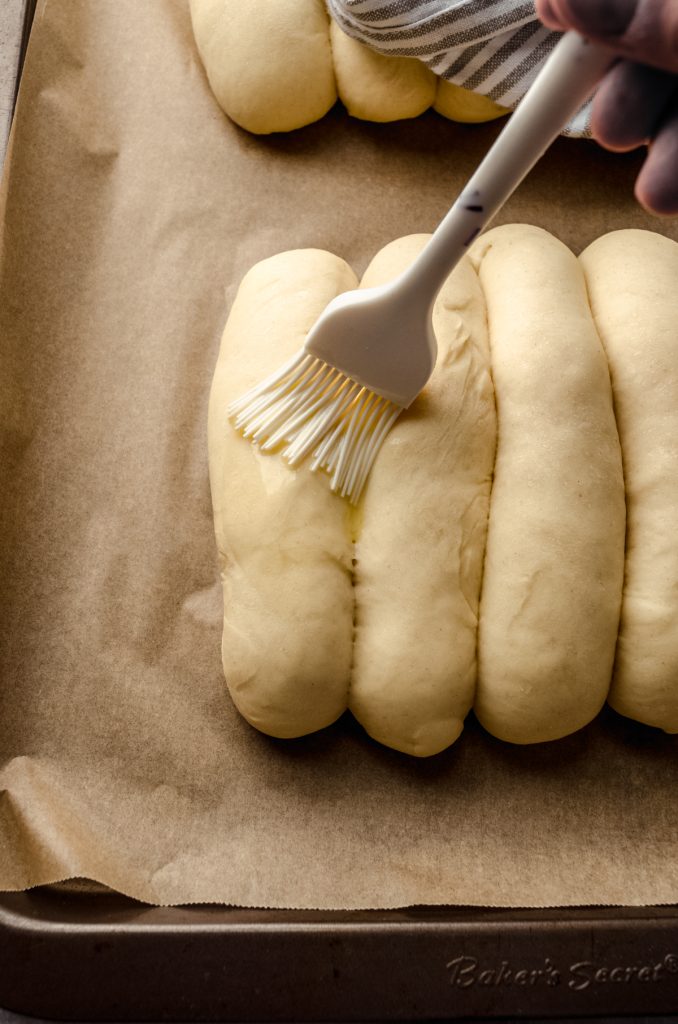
[209,238,495,754]
[210,226,678,754]
[208,250,356,737]
[580,230,678,733]
[350,237,496,757]
[191,0,508,132]
[189,0,337,134]
[330,21,437,123]
[470,225,625,744]
[434,81,507,123]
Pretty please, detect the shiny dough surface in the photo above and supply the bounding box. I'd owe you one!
[208,250,356,738]
[209,238,495,757]
[209,226,678,755]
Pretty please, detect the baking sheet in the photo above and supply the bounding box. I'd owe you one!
[0,0,27,168]
[1,0,678,910]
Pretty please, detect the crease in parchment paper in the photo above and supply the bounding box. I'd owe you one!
[1,0,677,909]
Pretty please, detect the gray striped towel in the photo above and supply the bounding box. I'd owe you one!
[325,0,592,136]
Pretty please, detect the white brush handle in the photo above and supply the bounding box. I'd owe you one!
[399,32,615,302]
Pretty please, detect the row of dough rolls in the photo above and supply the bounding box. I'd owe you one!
[208,236,495,755]
[208,225,678,756]
[189,0,506,134]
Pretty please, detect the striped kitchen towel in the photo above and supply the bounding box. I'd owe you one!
[325,0,592,135]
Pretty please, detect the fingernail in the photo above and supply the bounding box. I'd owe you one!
[562,0,638,35]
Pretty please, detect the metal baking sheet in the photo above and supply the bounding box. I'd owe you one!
[0,0,28,166]
[2,885,678,1020]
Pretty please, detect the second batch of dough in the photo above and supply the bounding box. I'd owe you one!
[189,0,507,133]
[208,225,678,757]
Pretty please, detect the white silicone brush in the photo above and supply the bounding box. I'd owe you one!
[229,32,613,503]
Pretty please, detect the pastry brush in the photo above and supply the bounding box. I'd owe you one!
[228,32,613,503]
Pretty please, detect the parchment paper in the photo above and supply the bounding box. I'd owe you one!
[1,0,678,909]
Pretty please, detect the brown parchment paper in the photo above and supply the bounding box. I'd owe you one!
[1,0,678,910]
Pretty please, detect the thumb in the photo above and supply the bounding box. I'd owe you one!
[537,0,678,75]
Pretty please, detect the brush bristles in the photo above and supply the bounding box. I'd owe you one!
[227,352,401,503]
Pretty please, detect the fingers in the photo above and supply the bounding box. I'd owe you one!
[635,97,678,214]
[537,0,636,34]
[537,0,678,75]
[534,0,678,216]
[591,60,677,150]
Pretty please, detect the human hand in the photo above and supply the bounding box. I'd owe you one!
[536,0,678,215]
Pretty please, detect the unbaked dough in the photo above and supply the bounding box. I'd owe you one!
[208,249,356,737]
[190,0,508,133]
[210,238,495,754]
[190,0,337,134]
[349,237,496,757]
[330,21,437,123]
[470,225,625,744]
[210,225,678,755]
[580,230,678,733]
[434,81,507,124]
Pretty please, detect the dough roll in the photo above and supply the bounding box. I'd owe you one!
[330,21,437,123]
[434,81,507,124]
[190,0,337,134]
[350,236,496,757]
[472,224,625,744]
[580,230,678,733]
[208,250,357,738]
